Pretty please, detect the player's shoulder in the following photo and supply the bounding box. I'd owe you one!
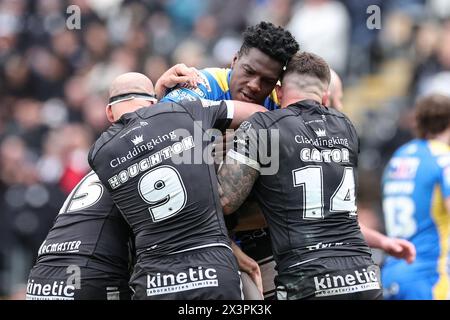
[201,68,230,92]
[242,109,291,130]
[321,106,354,126]
[201,67,229,81]
[396,139,421,153]
[134,101,183,117]
[428,140,450,156]
[427,140,450,168]
[89,122,124,163]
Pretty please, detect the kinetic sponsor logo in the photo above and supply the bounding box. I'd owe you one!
[314,268,380,297]
[26,280,75,300]
[146,267,218,296]
[38,240,82,255]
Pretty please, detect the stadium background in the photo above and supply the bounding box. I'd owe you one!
[0,0,449,299]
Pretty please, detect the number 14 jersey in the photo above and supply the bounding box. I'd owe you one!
[229,100,371,272]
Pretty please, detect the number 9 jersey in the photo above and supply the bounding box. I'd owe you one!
[88,99,235,259]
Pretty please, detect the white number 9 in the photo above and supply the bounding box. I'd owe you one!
[138,165,187,222]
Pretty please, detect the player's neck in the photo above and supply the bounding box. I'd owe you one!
[429,128,450,146]
[113,100,154,121]
[281,93,322,108]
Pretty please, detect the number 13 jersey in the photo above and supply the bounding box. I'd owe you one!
[88,100,235,259]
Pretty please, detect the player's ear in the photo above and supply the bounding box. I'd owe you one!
[106,104,115,122]
[275,83,282,104]
[322,90,329,107]
[231,53,239,69]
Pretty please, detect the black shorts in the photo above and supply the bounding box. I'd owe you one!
[26,264,131,300]
[275,255,383,300]
[130,246,243,300]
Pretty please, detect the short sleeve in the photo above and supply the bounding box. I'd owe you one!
[226,114,269,172]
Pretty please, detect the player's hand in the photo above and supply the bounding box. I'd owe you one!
[382,238,416,264]
[154,63,201,99]
[230,241,264,297]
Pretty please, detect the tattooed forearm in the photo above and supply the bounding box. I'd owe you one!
[218,156,259,214]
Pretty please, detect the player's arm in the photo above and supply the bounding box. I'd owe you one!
[230,241,263,297]
[184,99,267,134]
[218,162,259,215]
[228,101,266,129]
[359,223,416,264]
[154,63,201,99]
[218,119,262,214]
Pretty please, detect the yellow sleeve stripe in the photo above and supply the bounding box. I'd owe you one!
[204,68,230,93]
[431,185,450,300]
[269,89,280,105]
[429,140,450,156]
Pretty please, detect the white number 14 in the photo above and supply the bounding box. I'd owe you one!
[293,166,357,220]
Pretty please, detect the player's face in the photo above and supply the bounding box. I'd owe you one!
[230,48,283,105]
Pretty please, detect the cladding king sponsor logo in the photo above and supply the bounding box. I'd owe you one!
[131,135,144,145]
[314,128,326,137]
[110,131,177,168]
[314,267,380,297]
[295,135,349,148]
[146,266,218,296]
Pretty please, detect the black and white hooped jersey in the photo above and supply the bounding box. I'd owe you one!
[88,99,235,258]
[36,171,132,277]
[228,100,371,272]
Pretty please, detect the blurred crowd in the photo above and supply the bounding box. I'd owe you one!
[1,0,450,298]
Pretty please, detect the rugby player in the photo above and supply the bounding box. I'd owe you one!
[218,52,383,299]
[88,72,267,299]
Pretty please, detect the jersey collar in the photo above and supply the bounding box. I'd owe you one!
[290,99,323,110]
[227,69,232,95]
[117,111,136,124]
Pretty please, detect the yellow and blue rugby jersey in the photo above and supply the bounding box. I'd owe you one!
[381,139,450,299]
[161,68,280,110]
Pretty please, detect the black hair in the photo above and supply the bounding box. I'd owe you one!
[238,21,299,66]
